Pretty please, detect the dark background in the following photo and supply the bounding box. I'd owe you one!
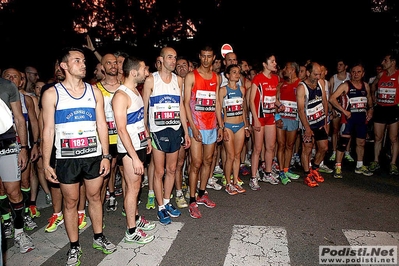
[0,0,397,81]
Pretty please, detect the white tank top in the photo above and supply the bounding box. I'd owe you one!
[116,85,148,153]
[148,72,181,132]
[332,73,350,93]
[54,82,102,159]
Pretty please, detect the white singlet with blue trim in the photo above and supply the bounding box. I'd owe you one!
[116,85,148,153]
[148,72,181,132]
[54,82,102,159]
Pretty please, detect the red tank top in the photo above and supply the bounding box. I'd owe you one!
[376,69,399,106]
[189,69,218,130]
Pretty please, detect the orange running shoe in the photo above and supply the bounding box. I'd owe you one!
[311,168,324,183]
[304,173,318,187]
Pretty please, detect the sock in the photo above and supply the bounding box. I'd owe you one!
[312,164,319,170]
[158,205,165,211]
[335,163,342,169]
[356,161,363,168]
[10,200,24,230]
[128,227,137,234]
[55,211,63,217]
[320,161,325,166]
[94,233,103,240]
[284,167,289,173]
[189,197,196,204]
[176,189,183,197]
[21,187,31,212]
[163,198,170,206]
[70,241,80,249]
[345,151,350,156]
[135,214,139,221]
[198,189,205,198]
[78,210,85,215]
[148,190,154,197]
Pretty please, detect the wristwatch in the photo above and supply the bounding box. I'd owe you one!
[101,154,112,160]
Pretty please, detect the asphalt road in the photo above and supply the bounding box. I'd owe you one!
[3,143,399,266]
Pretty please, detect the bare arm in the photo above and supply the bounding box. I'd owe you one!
[25,95,40,161]
[329,82,349,115]
[41,87,58,183]
[177,76,191,149]
[11,99,28,170]
[93,85,110,176]
[365,82,374,122]
[142,74,154,134]
[184,72,199,141]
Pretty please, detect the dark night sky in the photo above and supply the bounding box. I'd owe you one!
[0,0,396,80]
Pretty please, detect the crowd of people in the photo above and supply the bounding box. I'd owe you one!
[1,35,398,265]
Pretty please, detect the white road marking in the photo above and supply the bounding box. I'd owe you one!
[98,222,184,266]
[6,216,92,265]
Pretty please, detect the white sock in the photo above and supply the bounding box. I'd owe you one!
[356,161,363,168]
[148,190,154,196]
[158,205,165,211]
[163,198,170,206]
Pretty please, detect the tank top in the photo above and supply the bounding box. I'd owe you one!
[54,82,102,159]
[220,72,242,88]
[332,73,350,93]
[279,79,300,120]
[300,81,326,129]
[376,69,399,106]
[16,92,30,147]
[97,82,117,145]
[189,69,218,130]
[149,72,181,132]
[116,85,147,153]
[341,81,368,124]
[252,73,279,118]
[224,85,243,118]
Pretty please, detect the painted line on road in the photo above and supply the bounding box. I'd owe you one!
[6,216,92,265]
[223,225,291,266]
[98,221,184,266]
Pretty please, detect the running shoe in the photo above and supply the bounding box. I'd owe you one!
[279,172,291,185]
[355,165,373,176]
[225,184,238,195]
[188,202,201,219]
[124,228,155,244]
[237,177,244,186]
[344,153,354,162]
[146,194,156,210]
[196,194,216,208]
[3,219,14,238]
[233,183,246,193]
[304,173,318,187]
[92,235,116,254]
[29,205,41,218]
[244,158,251,167]
[45,213,64,233]
[66,246,82,266]
[106,196,118,212]
[136,215,156,231]
[311,168,324,183]
[45,193,52,205]
[165,203,181,217]
[14,232,35,254]
[249,177,261,191]
[157,209,171,225]
[78,212,87,230]
[334,167,343,179]
[319,164,333,174]
[389,164,399,175]
[213,165,224,177]
[239,164,250,175]
[368,161,380,172]
[23,214,38,230]
[206,179,222,190]
[114,187,123,196]
[329,152,336,161]
[175,194,188,208]
[285,170,300,180]
[263,173,279,185]
[121,207,126,217]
